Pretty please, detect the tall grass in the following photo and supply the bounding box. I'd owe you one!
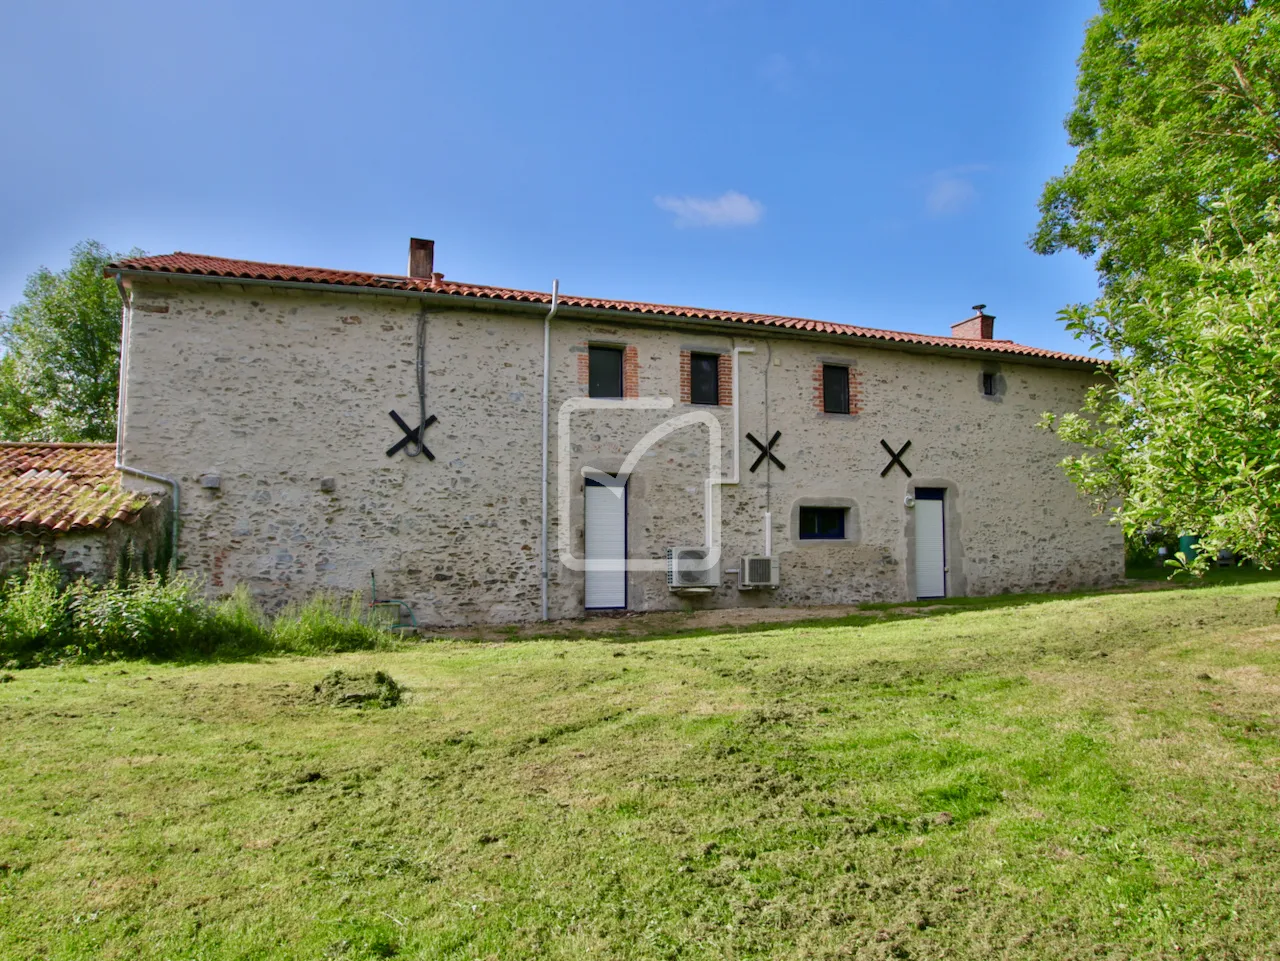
[0,559,397,666]
[270,592,390,654]
[0,560,71,660]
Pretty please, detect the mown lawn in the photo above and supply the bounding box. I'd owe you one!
[2,584,1280,960]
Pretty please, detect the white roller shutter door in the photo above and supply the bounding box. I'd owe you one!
[914,497,946,599]
[584,480,627,609]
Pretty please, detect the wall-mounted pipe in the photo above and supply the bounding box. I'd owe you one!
[539,279,560,621]
[113,274,181,562]
[716,345,755,486]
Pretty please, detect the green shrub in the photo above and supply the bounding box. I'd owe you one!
[270,592,390,655]
[0,559,72,660]
[1,560,393,665]
[69,574,270,661]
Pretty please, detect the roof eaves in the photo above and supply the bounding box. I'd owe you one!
[110,255,1105,369]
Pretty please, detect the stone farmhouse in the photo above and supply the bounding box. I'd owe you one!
[106,240,1122,626]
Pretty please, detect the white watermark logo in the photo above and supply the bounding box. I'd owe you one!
[556,397,723,573]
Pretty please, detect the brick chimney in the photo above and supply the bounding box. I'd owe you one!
[407,238,434,278]
[951,304,995,340]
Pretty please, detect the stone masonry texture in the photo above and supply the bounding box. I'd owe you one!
[118,278,1123,626]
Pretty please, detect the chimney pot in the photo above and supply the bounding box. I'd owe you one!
[951,305,995,340]
[407,238,434,278]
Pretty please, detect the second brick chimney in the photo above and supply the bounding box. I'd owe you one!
[407,238,434,279]
[951,304,995,340]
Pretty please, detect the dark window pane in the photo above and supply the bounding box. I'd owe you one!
[799,506,846,540]
[690,353,719,405]
[589,346,624,398]
[823,365,849,414]
[982,372,996,396]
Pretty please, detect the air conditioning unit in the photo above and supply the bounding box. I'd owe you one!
[666,547,719,592]
[738,554,780,590]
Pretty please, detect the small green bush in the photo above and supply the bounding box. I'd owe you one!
[270,592,391,655]
[0,561,393,666]
[0,559,72,660]
[69,574,267,660]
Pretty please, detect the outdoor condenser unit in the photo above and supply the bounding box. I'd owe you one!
[738,554,780,590]
[666,547,719,592]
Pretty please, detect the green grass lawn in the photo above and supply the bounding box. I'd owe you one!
[3,584,1280,960]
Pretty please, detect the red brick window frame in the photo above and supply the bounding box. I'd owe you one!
[717,353,733,406]
[622,345,640,399]
[813,363,863,415]
[680,349,733,406]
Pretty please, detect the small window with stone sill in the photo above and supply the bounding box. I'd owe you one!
[589,346,624,398]
[690,352,720,406]
[823,365,850,414]
[799,506,847,540]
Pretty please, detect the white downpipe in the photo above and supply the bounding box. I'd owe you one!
[539,280,560,621]
[113,274,180,559]
[717,345,754,486]
[712,345,767,558]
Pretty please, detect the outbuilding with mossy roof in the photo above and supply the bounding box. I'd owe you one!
[0,442,166,581]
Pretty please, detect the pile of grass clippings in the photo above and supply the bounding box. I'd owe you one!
[311,669,402,708]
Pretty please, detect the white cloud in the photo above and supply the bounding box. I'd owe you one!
[924,165,990,217]
[654,190,765,229]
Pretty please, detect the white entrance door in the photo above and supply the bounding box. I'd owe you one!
[584,477,627,609]
[914,489,946,599]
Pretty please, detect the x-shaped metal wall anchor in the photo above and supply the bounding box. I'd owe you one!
[386,410,438,459]
[880,439,912,478]
[746,431,786,472]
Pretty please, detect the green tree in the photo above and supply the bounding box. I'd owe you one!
[1036,0,1280,569]
[1032,0,1280,353]
[1045,214,1280,569]
[0,241,139,442]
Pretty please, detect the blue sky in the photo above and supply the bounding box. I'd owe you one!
[0,0,1102,354]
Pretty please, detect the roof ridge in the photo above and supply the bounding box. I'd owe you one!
[110,252,1104,366]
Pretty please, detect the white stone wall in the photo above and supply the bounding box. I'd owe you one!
[120,279,1123,625]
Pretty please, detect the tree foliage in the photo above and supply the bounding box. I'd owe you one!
[1036,0,1280,570]
[1032,0,1280,313]
[0,241,138,442]
[1046,212,1280,569]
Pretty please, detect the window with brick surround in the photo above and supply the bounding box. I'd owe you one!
[588,346,624,398]
[822,364,850,414]
[690,353,719,405]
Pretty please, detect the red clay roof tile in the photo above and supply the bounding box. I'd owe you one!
[0,443,152,535]
[109,252,1101,365]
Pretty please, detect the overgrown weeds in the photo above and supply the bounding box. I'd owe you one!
[271,592,390,655]
[0,559,395,667]
[0,559,70,659]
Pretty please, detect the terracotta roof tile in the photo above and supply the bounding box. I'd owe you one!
[109,252,1101,366]
[0,443,152,535]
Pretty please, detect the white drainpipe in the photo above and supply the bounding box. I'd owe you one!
[718,345,770,555]
[113,274,181,560]
[718,345,754,485]
[539,279,560,621]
